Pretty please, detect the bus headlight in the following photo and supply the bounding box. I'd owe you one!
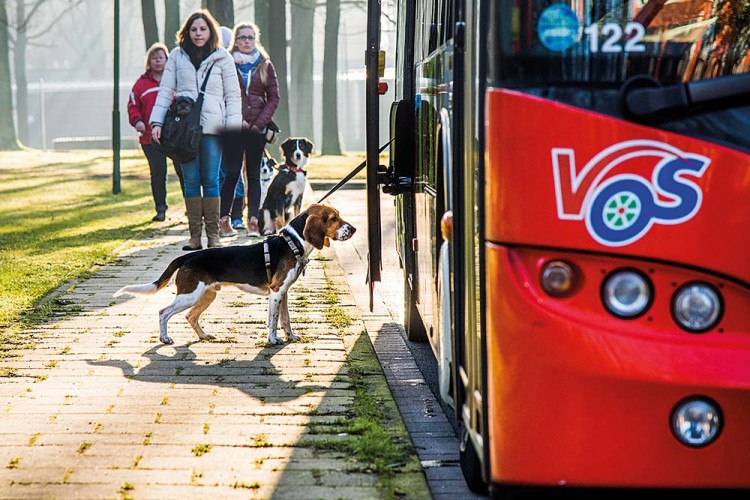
[672,282,722,333]
[601,269,651,318]
[541,260,575,297]
[671,398,722,447]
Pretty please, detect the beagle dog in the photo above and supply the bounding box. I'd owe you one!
[114,204,356,345]
[258,138,314,236]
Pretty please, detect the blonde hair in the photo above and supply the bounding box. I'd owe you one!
[232,22,271,84]
[144,42,168,72]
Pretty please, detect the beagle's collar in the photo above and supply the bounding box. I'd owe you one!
[280,227,305,258]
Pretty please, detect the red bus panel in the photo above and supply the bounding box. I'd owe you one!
[484,89,750,488]
[485,89,750,283]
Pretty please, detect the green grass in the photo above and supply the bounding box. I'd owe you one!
[191,444,211,456]
[0,149,176,352]
[307,152,367,181]
[0,148,368,355]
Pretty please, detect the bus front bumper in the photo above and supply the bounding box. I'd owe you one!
[484,244,750,489]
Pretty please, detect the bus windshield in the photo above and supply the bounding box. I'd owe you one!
[496,0,750,85]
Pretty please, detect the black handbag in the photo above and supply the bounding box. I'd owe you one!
[154,62,216,162]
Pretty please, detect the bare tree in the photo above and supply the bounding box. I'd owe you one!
[0,0,18,150]
[203,0,233,27]
[10,0,82,148]
[322,0,341,154]
[164,0,179,48]
[290,0,315,139]
[141,0,158,48]
[12,0,26,143]
[266,0,289,146]
[254,0,269,35]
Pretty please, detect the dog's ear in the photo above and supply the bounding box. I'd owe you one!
[280,138,292,156]
[269,157,277,167]
[304,139,315,155]
[303,215,326,250]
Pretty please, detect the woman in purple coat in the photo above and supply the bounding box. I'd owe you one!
[219,22,280,237]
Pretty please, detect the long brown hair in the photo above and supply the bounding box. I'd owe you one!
[177,10,221,52]
[231,22,271,85]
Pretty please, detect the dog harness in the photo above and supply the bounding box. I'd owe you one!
[263,229,307,282]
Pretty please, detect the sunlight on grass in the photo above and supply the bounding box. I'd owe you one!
[0,148,369,355]
[0,149,182,350]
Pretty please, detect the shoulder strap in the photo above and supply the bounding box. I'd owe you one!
[195,61,217,108]
[200,61,217,94]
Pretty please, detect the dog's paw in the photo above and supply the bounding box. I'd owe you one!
[198,333,216,341]
[286,332,300,342]
[268,335,284,345]
[160,336,174,345]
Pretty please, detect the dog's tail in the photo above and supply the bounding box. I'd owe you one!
[113,254,192,298]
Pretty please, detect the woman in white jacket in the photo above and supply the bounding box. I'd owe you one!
[150,10,241,250]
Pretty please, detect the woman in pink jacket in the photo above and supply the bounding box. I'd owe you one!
[219,22,280,237]
[127,43,183,222]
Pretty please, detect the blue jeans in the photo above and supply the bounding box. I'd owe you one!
[182,134,222,198]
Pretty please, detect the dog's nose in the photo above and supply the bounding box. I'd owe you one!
[338,224,356,240]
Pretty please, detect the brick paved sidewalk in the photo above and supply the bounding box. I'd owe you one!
[0,220,430,499]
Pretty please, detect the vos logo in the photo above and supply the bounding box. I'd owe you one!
[552,140,711,247]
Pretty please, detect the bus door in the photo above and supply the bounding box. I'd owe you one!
[365,0,383,308]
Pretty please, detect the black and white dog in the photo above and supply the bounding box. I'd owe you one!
[258,137,315,236]
[259,149,277,210]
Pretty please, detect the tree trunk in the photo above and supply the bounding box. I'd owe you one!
[254,0,269,35]
[0,0,18,150]
[203,0,233,27]
[14,0,28,146]
[290,0,314,139]
[163,0,180,48]
[86,1,106,79]
[267,0,289,147]
[141,0,159,49]
[322,0,341,155]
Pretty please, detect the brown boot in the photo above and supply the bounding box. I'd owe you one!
[246,216,260,237]
[203,197,223,248]
[219,215,238,237]
[182,197,203,251]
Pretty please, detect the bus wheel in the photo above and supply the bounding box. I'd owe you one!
[459,425,488,495]
[404,277,428,342]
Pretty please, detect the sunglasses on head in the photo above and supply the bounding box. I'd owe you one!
[236,35,255,41]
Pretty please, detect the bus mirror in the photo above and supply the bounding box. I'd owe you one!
[441,211,453,242]
[390,99,416,192]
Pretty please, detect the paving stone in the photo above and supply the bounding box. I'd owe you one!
[0,203,430,499]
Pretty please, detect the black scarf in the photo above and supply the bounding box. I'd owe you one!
[182,41,212,70]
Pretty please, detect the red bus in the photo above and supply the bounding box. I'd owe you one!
[365,0,750,496]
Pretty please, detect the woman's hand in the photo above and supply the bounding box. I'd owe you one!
[242,120,250,130]
[135,121,146,135]
[151,125,161,144]
[250,124,262,134]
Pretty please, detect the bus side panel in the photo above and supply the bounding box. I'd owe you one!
[484,244,750,488]
[484,89,750,284]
